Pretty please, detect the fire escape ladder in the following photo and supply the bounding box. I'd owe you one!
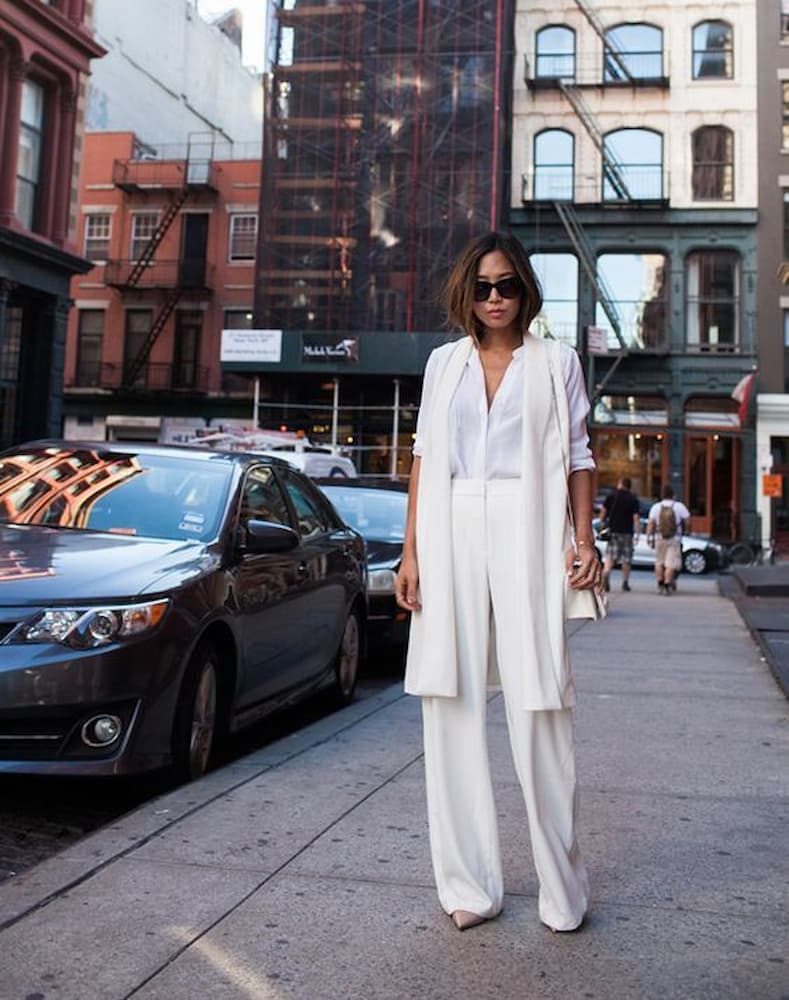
[572,0,634,83]
[125,187,190,287]
[557,81,632,201]
[121,288,183,389]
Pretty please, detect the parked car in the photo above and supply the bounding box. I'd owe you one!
[0,441,366,780]
[593,516,725,574]
[189,429,358,479]
[316,478,409,648]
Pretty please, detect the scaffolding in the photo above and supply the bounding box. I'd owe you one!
[256,0,516,334]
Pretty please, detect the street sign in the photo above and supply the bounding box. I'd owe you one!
[762,474,783,498]
[586,326,608,355]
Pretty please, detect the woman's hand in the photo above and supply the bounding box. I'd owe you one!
[395,553,422,611]
[565,542,602,592]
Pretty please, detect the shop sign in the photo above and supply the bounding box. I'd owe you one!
[302,334,359,363]
[220,329,282,363]
[762,474,783,498]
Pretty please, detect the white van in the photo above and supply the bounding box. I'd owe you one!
[186,429,357,479]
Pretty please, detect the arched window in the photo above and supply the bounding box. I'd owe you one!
[603,128,663,201]
[604,23,663,81]
[533,130,574,200]
[692,127,734,200]
[529,253,579,345]
[595,253,669,350]
[535,26,575,80]
[685,250,740,350]
[692,21,733,79]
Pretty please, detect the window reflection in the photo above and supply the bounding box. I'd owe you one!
[595,253,669,350]
[533,130,574,201]
[692,21,733,79]
[604,24,663,81]
[530,253,578,346]
[603,129,663,201]
[535,26,575,80]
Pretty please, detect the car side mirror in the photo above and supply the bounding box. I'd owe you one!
[243,520,299,554]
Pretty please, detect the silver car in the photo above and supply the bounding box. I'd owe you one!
[594,517,725,574]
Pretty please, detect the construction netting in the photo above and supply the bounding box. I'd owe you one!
[256,0,515,333]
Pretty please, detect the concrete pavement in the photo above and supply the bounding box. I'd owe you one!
[0,574,786,999]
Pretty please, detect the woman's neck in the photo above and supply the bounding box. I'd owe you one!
[479,326,522,352]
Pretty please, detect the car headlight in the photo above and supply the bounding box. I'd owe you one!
[10,599,170,649]
[367,568,397,595]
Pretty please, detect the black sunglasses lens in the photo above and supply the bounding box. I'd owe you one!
[473,277,522,302]
[497,277,523,299]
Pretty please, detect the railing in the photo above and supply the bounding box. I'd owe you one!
[112,158,218,190]
[521,171,668,204]
[104,260,215,291]
[525,51,669,88]
[66,363,211,393]
[593,302,669,352]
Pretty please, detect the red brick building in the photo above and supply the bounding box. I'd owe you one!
[64,131,261,442]
[0,0,104,447]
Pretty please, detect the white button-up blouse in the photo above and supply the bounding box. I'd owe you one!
[413,338,595,478]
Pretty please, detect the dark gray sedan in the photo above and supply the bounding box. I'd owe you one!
[0,441,366,780]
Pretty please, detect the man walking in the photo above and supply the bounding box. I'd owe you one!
[647,484,691,595]
[600,477,641,593]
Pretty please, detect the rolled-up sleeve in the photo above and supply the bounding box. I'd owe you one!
[560,342,595,472]
[412,349,439,457]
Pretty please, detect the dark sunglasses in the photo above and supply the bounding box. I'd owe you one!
[473,276,523,302]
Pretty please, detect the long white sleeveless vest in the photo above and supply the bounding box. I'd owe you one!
[403,334,576,711]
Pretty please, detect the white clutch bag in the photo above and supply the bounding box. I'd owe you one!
[565,579,608,621]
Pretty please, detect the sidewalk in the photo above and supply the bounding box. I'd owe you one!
[0,576,786,1000]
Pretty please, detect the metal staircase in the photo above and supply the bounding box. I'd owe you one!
[124,189,189,288]
[572,0,633,83]
[557,81,631,201]
[122,288,183,389]
[553,201,628,400]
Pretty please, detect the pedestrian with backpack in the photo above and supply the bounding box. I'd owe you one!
[647,484,691,594]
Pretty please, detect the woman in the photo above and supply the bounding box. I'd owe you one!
[395,231,600,933]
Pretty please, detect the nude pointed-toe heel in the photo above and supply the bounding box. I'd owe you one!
[451,910,487,931]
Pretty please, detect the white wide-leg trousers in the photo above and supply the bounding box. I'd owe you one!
[421,479,589,930]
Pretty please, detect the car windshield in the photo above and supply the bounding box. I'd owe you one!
[322,486,406,542]
[0,446,232,542]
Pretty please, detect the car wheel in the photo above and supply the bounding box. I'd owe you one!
[334,609,361,706]
[682,549,708,575]
[172,642,219,782]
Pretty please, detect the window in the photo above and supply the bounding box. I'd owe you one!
[691,127,733,201]
[595,253,669,350]
[229,214,258,261]
[123,309,152,385]
[535,26,575,80]
[15,79,45,230]
[783,0,789,39]
[603,24,663,81]
[530,253,578,345]
[533,130,574,200]
[685,251,740,351]
[692,21,733,80]
[784,193,789,260]
[783,83,789,152]
[223,309,254,330]
[603,129,663,201]
[239,467,290,529]
[280,470,331,540]
[172,311,202,390]
[84,214,111,262]
[75,311,104,387]
[130,213,158,261]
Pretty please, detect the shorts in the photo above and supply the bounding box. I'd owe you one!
[654,537,682,571]
[606,532,634,564]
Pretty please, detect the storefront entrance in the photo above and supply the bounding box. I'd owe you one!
[592,429,667,506]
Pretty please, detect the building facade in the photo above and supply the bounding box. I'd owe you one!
[511,0,759,540]
[86,0,263,148]
[755,1,789,551]
[63,131,261,443]
[0,0,104,448]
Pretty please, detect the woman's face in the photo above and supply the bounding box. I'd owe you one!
[472,249,522,336]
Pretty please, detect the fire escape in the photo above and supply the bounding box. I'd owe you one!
[525,0,670,400]
[106,134,216,390]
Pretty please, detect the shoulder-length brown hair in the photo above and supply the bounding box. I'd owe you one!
[441,231,543,342]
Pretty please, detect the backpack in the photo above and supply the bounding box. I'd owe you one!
[658,503,678,539]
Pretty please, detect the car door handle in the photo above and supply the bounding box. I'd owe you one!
[297,561,309,577]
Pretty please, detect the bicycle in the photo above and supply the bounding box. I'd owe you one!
[724,538,774,567]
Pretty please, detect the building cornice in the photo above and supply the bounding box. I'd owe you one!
[0,0,106,72]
